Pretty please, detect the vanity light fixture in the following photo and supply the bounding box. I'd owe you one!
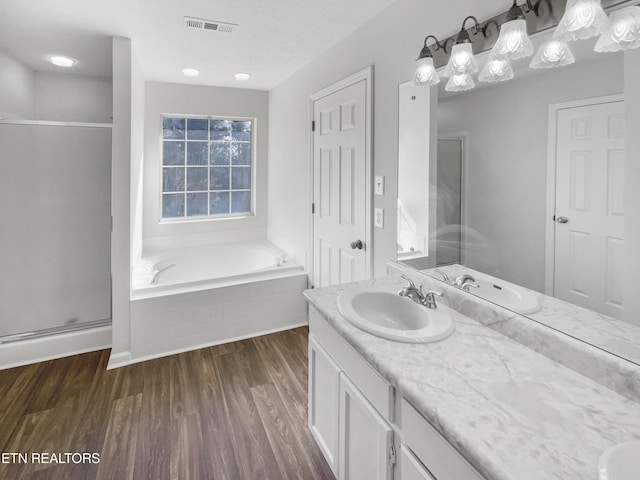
[182,68,200,77]
[553,0,610,41]
[443,16,485,78]
[412,36,446,86]
[479,58,515,82]
[594,6,640,52]
[49,55,76,67]
[529,39,576,68]
[445,73,475,92]
[490,1,535,60]
[411,0,628,90]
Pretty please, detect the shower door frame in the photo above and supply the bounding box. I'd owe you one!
[0,119,113,343]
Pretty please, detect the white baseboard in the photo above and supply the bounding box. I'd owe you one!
[0,325,112,370]
[106,351,132,370]
[110,320,309,369]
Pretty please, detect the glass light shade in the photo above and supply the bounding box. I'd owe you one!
[491,19,534,59]
[412,57,440,86]
[445,74,475,92]
[479,58,514,82]
[594,6,640,52]
[553,0,610,41]
[443,43,478,77]
[529,40,576,68]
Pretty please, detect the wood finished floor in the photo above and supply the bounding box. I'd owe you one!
[0,327,335,480]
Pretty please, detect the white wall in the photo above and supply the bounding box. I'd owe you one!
[0,48,112,123]
[438,55,624,291]
[109,37,136,366]
[34,71,112,123]
[267,0,506,278]
[131,51,146,270]
[624,48,640,326]
[142,82,269,249]
[0,47,35,119]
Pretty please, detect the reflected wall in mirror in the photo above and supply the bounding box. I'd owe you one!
[397,36,640,366]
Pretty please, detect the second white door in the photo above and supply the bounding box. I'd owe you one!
[312,77,369,288]
[553,99,625,318]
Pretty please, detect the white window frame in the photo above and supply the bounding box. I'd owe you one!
[158,114,256,223]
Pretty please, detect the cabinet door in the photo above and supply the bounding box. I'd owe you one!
[309,334,341,476]
[339,373,394,480]
[400,444,436,480]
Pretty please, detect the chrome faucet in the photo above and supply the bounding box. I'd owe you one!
[432,269,451,284]
[453,274,479,292]
[398,275,443,309]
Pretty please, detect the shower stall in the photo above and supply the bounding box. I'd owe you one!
[0,120,112,346]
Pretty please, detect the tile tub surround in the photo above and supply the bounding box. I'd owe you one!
[304,279,640,480]
[387,262,640,404]
[128,273,308,364]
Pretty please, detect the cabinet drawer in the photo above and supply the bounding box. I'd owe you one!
[309,306,394,422]
[400,398,485,480]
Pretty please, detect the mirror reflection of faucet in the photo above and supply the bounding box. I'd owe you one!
[433,269,479,292]
[453,274,480,292]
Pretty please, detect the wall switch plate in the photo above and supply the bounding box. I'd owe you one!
[374,176,385,196]
[374,208,384,228]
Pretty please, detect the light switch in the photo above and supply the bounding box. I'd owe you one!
[374,208,384,228]
[374,176,385,196]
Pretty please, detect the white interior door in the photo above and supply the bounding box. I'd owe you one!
[312,74,370,288]
[554,100,625,318]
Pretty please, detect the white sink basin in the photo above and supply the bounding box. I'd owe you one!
[432,266,541,315]
[471,274,541,315]
[599,441,640,480]
[337,279,455,343]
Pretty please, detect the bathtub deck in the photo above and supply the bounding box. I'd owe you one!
[0,327,334,480]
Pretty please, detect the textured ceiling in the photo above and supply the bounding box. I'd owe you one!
[0,0,405,89]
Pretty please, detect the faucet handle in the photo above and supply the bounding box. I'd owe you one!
[462,282,480,292]
[423,290,443,309]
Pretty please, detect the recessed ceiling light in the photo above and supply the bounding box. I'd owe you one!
[182,68,200,77]
[49,55,76,67]
[235,73,251,81]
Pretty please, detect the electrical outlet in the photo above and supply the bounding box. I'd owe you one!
[374,175,385,196]
[374,208,384,228]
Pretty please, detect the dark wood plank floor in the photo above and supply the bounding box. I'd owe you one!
[0,327,335,480]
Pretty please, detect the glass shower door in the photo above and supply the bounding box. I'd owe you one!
[0,121,112,340]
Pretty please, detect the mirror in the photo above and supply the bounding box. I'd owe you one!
[397,34,640,366]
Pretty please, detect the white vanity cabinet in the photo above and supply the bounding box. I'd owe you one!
[309,334,341,475]
[308,306,485,480]
[339,373,394,480]
[309,307,396,479]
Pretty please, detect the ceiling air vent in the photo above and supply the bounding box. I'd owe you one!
[183,16,238,33]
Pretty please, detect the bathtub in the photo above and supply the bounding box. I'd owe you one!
[132,240,303,300]
[123,240,308,367]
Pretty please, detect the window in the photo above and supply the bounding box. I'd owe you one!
[161,116,253,219]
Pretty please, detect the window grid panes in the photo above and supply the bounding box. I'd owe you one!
[161,116,253,219]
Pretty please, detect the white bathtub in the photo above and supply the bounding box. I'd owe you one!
[122,240,308,367]
[132,240,303,300]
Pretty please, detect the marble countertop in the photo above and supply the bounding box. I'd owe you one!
[304,277,640,480]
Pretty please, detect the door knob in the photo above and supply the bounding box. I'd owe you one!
[350,240,364,250]
[556,216,569,224]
